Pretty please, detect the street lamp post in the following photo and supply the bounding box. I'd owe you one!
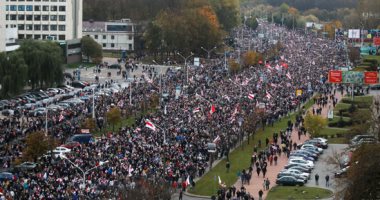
[60,155,109,190]
[201,46,217,59]
[177,52,193,85]
[92,88,95,119]
[45,106,48,135]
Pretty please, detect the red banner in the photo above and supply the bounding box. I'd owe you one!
[374,37,380,46]
[364,71,379,84]
[328,70,342,83]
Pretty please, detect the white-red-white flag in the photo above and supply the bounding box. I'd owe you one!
[193,107,201,113]
[213,135,221,143]
[266,92,272,99]
[128,165,134,177]
[286,72,292,79]
[185,176,191,186]
[218,176,222,184]
[270,83,278,88]
[145,119,156,131]
[248,93,255,100]
[58,112,64,122]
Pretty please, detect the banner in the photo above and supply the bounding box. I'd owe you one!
[348,29,360,39]
[328,70,343,83]
[296,89,303,96]
[342,71,364,84]
[374,37,380,46]
[364,71,379,84]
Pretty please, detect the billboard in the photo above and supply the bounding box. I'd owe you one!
[342,71,364,84]
[348,29,360,39]
[374,37,380,46]
[364,71,379,84]
[328,70,343,83]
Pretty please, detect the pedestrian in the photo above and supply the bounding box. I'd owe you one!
[179,190,183,200]
[262,168,267,178]
[325,175,330,187]
[256,167,261,177]
[274,155,278,165]
[258,190,263,200]
[265,178,270,190]
[315,173,319,185]
[262,179,266,190]
[226,161,230,173]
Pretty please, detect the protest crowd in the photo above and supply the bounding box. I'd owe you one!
[0,20,347,199]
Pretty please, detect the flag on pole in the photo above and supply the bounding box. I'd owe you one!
[185,176,191,186]
[280,55,285,60]
[145,119,156,131]
[266,92,272,99]
[218,176,222,184]
[213,135,221,143]
[265,63,273,70]
[164,105,167,115]
[128,165,134,177]
[210,105,216,114]
[286,72,292,79]
[275,64,281,71]
[248,93,255,100]
[58,112,64,122]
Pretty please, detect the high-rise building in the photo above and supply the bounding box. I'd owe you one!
[0,0,6,51]
[5,0,83,41]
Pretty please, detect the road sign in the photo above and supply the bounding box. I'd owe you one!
[342,71,364,84]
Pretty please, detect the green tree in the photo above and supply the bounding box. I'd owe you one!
[210,0,240,32]
[0,52,28,98]
[228,59,240,74]
[81,36,103,64]
[245,17,258,30]
[304,112,327,137]
[23,131,57,162]
[106,107,121,131]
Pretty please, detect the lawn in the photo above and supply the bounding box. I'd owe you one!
[189,98,314,196]
[333,103,351,113]
[363,55,380,64]
[320,127,349,138]
[266,186,333,200]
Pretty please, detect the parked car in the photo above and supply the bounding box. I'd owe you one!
[0,172,15,181]
[71,81,87,89]
[288,158,314,168]
[301,144,323,153]
[289,153,315,162]
[66,134,93,144]
[350,135,375,144]
[284,163,313,171]
[15,162,37,170]
[286,165,312,173]
[305,139,328,149]
[277,172,307,183]
[350,138,377,147]
[334,166,350,178]
[282,168,311,180]
[293,150,319,160]
[61,141,81,149]
[276,176,305,186]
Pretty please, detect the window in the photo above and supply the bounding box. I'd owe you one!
[129,44,132,50]
[59,6,65,12]
[42,35,49,40]
[128,35,132,40]
[50,15,57,21]
[26,25,33,30]
[6,5,9,11]
[18,5,25,11]
[34,25,41,30]
[103,35,106,39]
[18,15,25,20]
[10,15,17,20]
[34,35,41,40]
[26,5,33,11]
[111,35,115,40]
[18,24,25,30]
[18,34,25,39]
[50,25,57,31]
[102,43,106,47]
[42,6,49,11]
[107,25,132,32]
[6,15,9,20]
[58,25,65,31]
[94,35,98,39]
[34,5,41,11]
[58,15,65,21]
[10,5,17,11]
[50,6,57,11]
[42,25,49,31]
[42,15,49,21]
[34,15,41,20]
[26,34,33,39]
[26,15,32,21]
[111,43,115,48]
[59,35,65,40]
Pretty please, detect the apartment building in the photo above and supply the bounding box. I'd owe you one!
[83,19,134,51]
[5,0,82,41]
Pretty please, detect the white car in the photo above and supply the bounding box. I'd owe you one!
[288,158,314,168]
[282,168,311,180]
[301,144,323,153]
[52,146,71,154]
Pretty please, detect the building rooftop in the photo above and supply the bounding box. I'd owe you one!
[83,21,106,32]
[83,19,134,32]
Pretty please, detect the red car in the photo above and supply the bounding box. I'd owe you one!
[61,141,81,149]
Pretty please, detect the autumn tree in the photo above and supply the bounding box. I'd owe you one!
[228,59,240,74]
[324,20,343,39]
[304,112,327,138]
[106,107,121,131]
[22,131,57,162]
[243,51,260,68]
[82,117,97,133]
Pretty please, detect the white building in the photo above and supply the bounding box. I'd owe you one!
[83,19,134,51]
[0,0,6,51]
[5,0,83,41]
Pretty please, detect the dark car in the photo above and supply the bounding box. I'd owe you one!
[66,134,93,144]
[15,162,37,170]
[276,176,304,186]
[284,163,313,170]
[277,172,307,183]
[0,172,15,181]
[109,64,121,69]
[61,141,81,149]
[71,81,87,89]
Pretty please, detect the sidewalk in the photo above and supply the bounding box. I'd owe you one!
[239,91,344,200]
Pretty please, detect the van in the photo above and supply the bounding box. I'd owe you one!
[67,134,93,144]
[350,135,375,144]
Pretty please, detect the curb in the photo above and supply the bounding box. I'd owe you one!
[184,191,211,199]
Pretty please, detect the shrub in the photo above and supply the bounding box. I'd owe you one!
[348,104,357,113]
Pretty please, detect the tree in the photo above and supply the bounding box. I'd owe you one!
[210,0,240,32]
[106,107,121,131]
[0,52,28,98]
[304,112,327,138]
[228,59,240,74]
[243,51,259,67]
[82,117,97,133]
[18,40,64,89]
[245,17,258,30]
[22,131,57,162]
[81,36,103,64]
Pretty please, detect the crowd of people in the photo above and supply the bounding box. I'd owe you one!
[0,20,348,199]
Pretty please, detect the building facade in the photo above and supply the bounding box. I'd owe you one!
[0,0,6,51]
[83,19,134,51]
[5,0,82,41]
